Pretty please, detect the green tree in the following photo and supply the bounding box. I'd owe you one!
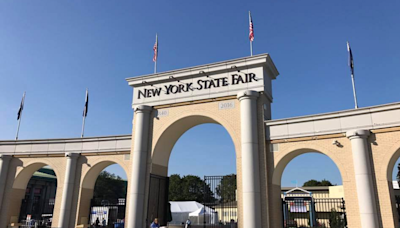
[169,174,183,201]
[329,209,346,228]
[168,174,215,203]
[93,171,127,200]
[396,163,400,187]
[303,179,333,187]
[216,174,237,203]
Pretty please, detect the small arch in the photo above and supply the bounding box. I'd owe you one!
[380,139,400,181]
[13,161,60,190]
[81,159,129,190]
[5,160,59,226]
[378,139,400,228]
[272,146,347,186]
[76,158,128,226]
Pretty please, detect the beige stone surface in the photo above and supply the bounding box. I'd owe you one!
[1,98,400,228]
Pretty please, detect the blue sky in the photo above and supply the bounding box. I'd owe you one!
[1,0,400,186]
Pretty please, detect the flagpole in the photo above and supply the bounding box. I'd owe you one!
[250,41,253,56]
[81,115,86,138]
[15,117,22,140]
[249,11,253,56]
[154,33,158,74]
[351,73,359,109]
[15,92,25,140]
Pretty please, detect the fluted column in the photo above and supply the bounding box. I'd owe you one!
[58,152,79,228]
[0,154,11,213]
[346,129,379,228]
[237,90,262,228]
[127,105,152,228]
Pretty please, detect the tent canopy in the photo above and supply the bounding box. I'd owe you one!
[170,201,204,213]
[189,207,214,216]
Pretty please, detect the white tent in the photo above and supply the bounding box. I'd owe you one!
[189,207,219,225]
[169,201,203,225]
[169,201,218,225]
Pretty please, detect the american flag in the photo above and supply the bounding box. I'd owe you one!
[83,89,89,117]
[17,92,26,120]
[347,41,354,75]
[249,11,254,42]
[153,34,158,62]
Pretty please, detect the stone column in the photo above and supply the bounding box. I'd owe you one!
[58,152,79,228]
[237,90,262,228]
[346,129,379,228]
[0,154,11,213]
[127,105,152,228]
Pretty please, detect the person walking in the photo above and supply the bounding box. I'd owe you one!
[102,218,106,227]
[185,219,191,228]
[150,218,160,228]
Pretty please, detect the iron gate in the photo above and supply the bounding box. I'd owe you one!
[89,198,126,228]
[282,198,347,228]
[19,198,55,227]
[146,174,169,227]
[203,175,237,228]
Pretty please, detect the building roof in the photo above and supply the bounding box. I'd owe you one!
[32,168,57,180]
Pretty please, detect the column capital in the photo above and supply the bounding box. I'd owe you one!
[346,129,370,140]
[237,90,259,101]
[0,154,12,161]
[65,152,80,159]
[134,105,153,113]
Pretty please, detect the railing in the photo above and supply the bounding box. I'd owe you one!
[203,175,238,228]
[283,198,347,228]
[89,198,126,228]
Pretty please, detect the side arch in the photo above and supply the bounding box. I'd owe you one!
[376,139,400,228]
[13,159,61,190]
[80,158,129,190]
[75,157,129,226]
[379,139,400,181]
[272,144,348,186]
[3,159,62,227]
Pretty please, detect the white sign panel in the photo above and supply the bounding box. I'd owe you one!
[127,54,279,107]
[134,70,264,107]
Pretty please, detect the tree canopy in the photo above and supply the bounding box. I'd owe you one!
[93,170,127,200]
[216,174,237,203]
[303,179,334,187]
[168,174,215,203]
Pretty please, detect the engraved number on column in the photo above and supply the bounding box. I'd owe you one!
[219,101,235,110]
[156,109,169,117]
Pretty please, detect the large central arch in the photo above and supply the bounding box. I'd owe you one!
[151,113,240,177]
[139,98,251,228]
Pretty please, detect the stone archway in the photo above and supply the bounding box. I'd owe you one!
[376,138,400,228]
[268,144,350,228]
[2,159,62,227]
[75,157,130,227]
[151,114,240,177]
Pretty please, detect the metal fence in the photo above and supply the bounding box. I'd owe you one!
[19,198,55,227]
[18,220,52,228]
[396,195,400,225]
[203,175,238,228]
[282,198,347,228]
[89,198,126,228]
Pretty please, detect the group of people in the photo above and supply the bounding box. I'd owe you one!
[92,217,107,227]
[150,218,191,228]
